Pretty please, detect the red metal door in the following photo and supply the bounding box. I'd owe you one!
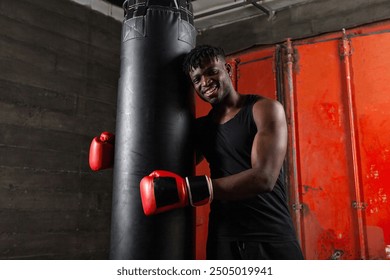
[284,22,390,259]
[195,21,390,260]
[348,28,390,259]
[288,37,361,260]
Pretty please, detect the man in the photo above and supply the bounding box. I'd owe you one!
[183,45,304,260]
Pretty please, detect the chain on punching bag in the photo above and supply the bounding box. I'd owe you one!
[109,0,197,259]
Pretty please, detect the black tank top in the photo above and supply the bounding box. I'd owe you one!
[195,95,297,241]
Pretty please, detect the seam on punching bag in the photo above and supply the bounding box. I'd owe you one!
[178,19,196,46]
[123,16,146,42]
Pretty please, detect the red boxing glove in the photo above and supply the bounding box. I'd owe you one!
[89,132,115,171]
[140,170,213,216]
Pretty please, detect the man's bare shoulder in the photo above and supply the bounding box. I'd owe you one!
[253,96,284,113]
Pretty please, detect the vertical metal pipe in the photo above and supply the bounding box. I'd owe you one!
[283,39,304,250]
[340,29,368,259]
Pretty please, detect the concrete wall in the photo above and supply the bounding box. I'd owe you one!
[0,0,121,259]
[69,0,123,21]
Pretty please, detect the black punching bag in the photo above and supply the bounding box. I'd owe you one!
[109,0,197,259]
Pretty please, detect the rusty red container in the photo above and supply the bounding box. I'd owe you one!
[194,20,390,260]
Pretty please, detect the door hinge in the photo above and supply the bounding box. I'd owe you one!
[292,203,304,211]
[352,201,367,209]
[330,249,344,260]
[339,28,353,57]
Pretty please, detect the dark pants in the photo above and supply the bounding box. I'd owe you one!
[207,239,304,260]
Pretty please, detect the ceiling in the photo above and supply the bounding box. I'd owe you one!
[105,0,311,32]
[104,0,390,54]
[190,0,310,31]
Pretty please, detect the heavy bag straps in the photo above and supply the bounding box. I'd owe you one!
[178,0,194,25]
[123,0,193,23]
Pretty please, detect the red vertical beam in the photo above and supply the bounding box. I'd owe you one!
[194,94,211,259]
[229,57,239,90]
[283,39,304,251]
[340,29,368,259]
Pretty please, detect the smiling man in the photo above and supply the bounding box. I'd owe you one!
[183,45,304,260]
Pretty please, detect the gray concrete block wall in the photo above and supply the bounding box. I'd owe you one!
[0,0,121,259]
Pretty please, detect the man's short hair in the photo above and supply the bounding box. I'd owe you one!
[182,45,226,74]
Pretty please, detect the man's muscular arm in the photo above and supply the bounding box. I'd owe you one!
[212,98,288,200]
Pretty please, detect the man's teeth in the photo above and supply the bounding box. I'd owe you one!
[205,85,216,95]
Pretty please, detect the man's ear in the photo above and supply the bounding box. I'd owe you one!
[225,63,232,77]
